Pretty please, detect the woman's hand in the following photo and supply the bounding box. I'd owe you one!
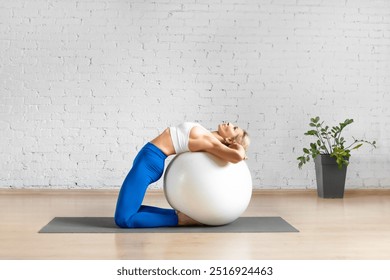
[228,143,247,160]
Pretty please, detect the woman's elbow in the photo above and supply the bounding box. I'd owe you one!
[229,153,243,164]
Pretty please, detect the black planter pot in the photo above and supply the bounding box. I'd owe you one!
[314,154,347,198]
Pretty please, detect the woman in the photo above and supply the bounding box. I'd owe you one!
[114,122,250,228]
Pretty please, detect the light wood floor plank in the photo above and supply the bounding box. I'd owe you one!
[0,189,389,259]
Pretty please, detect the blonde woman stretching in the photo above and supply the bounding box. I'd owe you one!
[114,122,250,228]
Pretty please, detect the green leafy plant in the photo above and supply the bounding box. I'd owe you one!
[297,116,376,169]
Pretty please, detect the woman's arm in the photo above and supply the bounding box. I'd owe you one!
[190,134,246,163]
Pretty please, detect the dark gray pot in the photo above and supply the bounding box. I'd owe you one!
[314,154,347,198]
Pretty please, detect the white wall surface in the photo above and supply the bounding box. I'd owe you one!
[1,0,389,189]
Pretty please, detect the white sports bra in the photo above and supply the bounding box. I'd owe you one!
[169,122,206,154]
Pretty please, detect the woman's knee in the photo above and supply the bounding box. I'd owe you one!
[114,212,131,228]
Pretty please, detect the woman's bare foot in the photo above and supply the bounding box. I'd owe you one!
[176,210,203,226]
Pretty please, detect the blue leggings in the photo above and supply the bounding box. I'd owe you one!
[114,142,178,228]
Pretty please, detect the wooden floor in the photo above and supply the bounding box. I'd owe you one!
[0,189,389,260]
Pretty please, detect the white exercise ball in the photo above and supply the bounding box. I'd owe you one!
[164,152,252,226]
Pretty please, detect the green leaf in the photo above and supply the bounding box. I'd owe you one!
[305,130,317,136]
[351,143,363,150]
[311,117,320,123]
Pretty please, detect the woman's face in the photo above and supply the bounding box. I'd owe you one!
[218,122,243,141]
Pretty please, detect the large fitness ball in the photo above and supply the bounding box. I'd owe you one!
[163,152,252,226]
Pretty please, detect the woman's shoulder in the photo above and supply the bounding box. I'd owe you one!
[188,129,217,152]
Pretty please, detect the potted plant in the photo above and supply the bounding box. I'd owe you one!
[297,116,376,198]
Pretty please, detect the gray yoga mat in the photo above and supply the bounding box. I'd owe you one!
[39,217,298,233]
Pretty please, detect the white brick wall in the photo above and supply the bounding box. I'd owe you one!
[1,0,389,189]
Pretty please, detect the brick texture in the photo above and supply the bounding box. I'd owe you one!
[1,0,389,189]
